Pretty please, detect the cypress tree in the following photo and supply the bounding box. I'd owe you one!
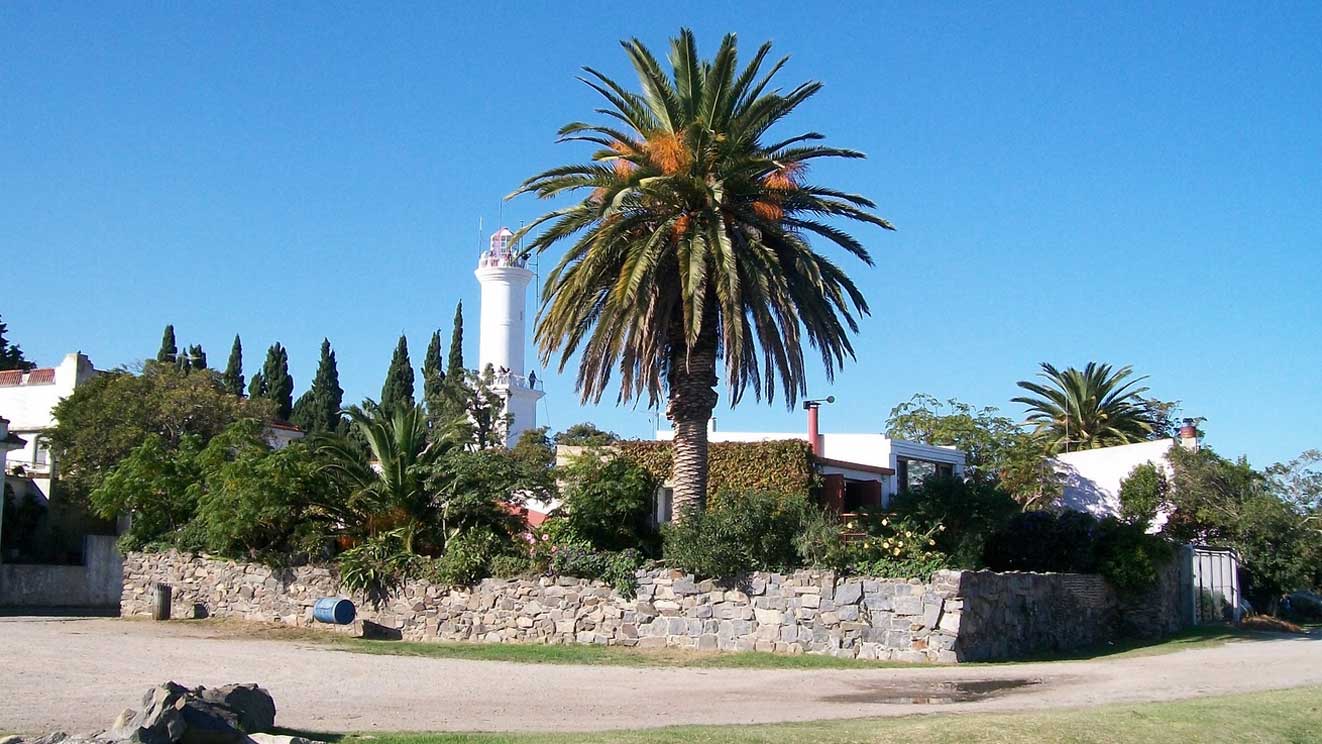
[157,325,177,364]
[189,344,207,371]
[0,316,35,372]
[446,302,464,380]
[422,329,445,403]
[257,343,294,420]
[248,371,266,399]
[222,335,244,396]
[380,334,414,414]
[291,339,344,434]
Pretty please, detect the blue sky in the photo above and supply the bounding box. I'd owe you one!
[2,2,1318,467]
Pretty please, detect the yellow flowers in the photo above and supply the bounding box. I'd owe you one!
[892,548,901,556]
[880,518,889,526]
[929,539,937,546]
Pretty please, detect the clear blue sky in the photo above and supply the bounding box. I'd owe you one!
[2,2,1318,467]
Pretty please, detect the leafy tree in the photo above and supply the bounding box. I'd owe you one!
[554,453,659,554]
[427,448,543,549]
[512,427,555,471]
[885,394,1020,482]
[554,422,620,447]
[891,475,1019,567]
[222,335,244,396]
[510,30,889,516]
[1163,446,1320,611]
[255,343,294,420]
[453,365,510,449]
[291,339,344,434]
[185,344,207,371]
[0,315,36,371]
[995,431,1064,510]
[156,325,178,364]
[1013,363,1159,452]
[1118,462,1168,528]
[89,433,204,549]
[446,302,464,381]
[380,334,415,415]
[48,363,274,497]
[1265,449,1322,528]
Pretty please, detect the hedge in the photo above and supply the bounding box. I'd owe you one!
[613,439,817,507]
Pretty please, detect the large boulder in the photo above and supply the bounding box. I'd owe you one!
[195,684,276,734]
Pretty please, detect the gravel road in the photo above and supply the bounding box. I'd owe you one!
[2,616,1319,733]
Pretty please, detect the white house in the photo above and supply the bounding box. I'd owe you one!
[0,352,98,504]
[1053,423,1200,529]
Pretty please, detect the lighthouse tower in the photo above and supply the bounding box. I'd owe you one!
[475,227,544,446]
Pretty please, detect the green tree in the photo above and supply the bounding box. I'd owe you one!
[422,329,445,403]
[186,343,207,371]
[0,315,36,371]
[89,433,204,549]
[1013,363,1160,452]
[48,363,275,497]
[255,343,294,420]
[555,453,659,554]
[156,325,178,364]
[885,394,1021,482]
[554,422,620,447]
[1118,462,1169,527]
[380,334,415,415]
[222,335,244,396]
[453,365,510,450]
[446,302,464,381]
[291,339,345,434]
[510,30,889,516]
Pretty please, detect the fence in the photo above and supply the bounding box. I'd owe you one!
[1187,545,1241,624]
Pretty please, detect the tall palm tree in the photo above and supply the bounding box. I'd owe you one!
[1013,362,1156,452]
[315,400,454,553]
[509,30,892,515]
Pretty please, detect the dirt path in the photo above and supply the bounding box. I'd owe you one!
[2,616,1320,733]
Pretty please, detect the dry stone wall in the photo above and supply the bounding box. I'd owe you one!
[121,551,1162,662]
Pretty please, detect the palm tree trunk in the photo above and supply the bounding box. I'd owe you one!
[667,329,718,521]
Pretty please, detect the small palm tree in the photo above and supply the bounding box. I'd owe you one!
[315,400,454,553]
[1013,362,1156,452]
[510,30,891,515]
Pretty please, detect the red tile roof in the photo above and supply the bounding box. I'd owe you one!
[25,368,55,385]
[0,371,21,386]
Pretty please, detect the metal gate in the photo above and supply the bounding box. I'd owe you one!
[1188,546,1241,624]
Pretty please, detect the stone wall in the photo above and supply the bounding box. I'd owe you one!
[121,551,1179,662]
[0,535,123,609]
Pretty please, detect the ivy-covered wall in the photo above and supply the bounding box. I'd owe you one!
[614,439,817,505]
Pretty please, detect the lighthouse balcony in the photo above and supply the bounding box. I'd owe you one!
[492,370,543,391]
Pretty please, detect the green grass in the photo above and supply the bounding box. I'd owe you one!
[284,685,1322,743]
[314,623,1268,669]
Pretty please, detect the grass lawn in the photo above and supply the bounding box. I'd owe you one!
[292,685,1322,743]
[272,622,1267,670]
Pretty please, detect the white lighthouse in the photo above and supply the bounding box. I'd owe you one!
[475,227,544,446]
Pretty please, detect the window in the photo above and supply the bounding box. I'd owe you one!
[655,487,674,526]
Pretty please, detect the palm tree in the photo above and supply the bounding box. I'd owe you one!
[509,30,892,515]
[1013,363,1157,452]
[314,400,455,553]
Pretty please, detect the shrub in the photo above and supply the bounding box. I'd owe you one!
[556,453,659,554]
[1118,462,1168,527]
[838,514,953,579]
[890,475,1018,568]
[337,530,416,602]
[983,510,1173,595]
[662,491,810,578]
[422,527,507,586]
[489,553,535,579]
[548,541,644,597]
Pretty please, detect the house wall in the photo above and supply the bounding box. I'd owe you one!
[0,535,123,608]
[120,551,1186,662]
[1054,439,1176,527]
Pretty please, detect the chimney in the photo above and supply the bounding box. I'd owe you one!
[1178,418,1200,452]
[802,397,834,457]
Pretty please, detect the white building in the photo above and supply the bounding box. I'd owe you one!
[0,352,97,503]
[475,227,545,447]
[1053,424,1200,530]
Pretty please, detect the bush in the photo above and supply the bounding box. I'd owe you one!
[556,453,659,554]
[1118,462,1168,527]
[422,528,508,586]
[890,475,1017,567]
[661,491,811,578]
[489,553,535,579]
[337,530,416,602]
[983,510,1173,595]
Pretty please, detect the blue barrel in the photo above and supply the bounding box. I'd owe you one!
[313,597,356,625]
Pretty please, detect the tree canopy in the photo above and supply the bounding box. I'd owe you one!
[0,315,36,372]
[291,338,344,434]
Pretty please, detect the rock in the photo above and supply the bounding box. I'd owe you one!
[247,736,324,744]
[0,736,23,744]
[196,684,276,733]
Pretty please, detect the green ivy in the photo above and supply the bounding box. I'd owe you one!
[614,439,816,507]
